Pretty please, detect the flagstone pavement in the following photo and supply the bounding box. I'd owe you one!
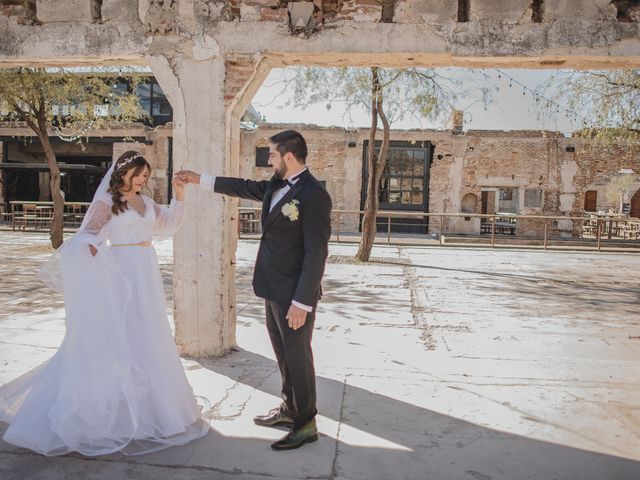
[1,231,639,480]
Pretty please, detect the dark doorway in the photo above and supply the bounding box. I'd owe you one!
[57,155,110,202]
[3,169,39,201]
[0,137,124,204]
[360,140,432,234]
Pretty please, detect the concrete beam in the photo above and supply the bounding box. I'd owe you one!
[214,22,640,69]
[3,20,640,69]
[0,18,147,66]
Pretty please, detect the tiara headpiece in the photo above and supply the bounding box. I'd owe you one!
[117,153,144,170]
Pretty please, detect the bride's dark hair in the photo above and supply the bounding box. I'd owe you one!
[108,151,152,215]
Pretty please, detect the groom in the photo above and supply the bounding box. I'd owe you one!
[177,130,332,450]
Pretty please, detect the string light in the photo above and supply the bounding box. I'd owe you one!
[54,121,94,142]
[495,68,592,128]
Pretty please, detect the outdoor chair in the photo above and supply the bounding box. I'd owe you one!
[13,204,39,231]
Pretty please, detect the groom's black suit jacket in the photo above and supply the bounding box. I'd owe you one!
[214,169,332,307]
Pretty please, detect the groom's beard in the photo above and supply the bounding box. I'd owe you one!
[273,165,287,179]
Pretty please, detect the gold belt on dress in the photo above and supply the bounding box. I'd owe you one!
[111,241,152,248]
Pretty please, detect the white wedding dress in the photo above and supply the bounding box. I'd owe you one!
[0,192,209,456]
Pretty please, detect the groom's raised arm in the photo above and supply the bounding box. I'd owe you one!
[210,176,269,202]
[177,171,269,202]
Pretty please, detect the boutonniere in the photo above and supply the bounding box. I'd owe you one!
[281,199,300,221]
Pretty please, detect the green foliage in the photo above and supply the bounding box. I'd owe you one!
[542,69,640,145]
[0,67,148,138]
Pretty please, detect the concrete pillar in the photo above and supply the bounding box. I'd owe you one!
[149,52,237,358]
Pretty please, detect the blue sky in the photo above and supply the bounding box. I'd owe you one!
[252,68,581,134]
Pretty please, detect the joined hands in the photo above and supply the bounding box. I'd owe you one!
[174,170,200,185]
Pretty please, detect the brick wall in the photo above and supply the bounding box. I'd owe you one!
[571,141,640,211]
[239,124,360,232]
[239,124,640,237]
[225,54,260,109]
[5,0,635,27]
[227,0,382,25]
[4,122,639,236]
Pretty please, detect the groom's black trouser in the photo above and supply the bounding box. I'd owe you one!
[265,300,317,429]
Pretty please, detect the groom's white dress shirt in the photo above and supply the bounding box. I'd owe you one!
[199,168,313,312]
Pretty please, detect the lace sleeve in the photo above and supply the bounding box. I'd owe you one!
[80,200,112,241]
[152,198,185,235]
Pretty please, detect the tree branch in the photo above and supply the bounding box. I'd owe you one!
[8,98,38,132]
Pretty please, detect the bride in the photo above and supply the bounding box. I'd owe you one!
[0,151,208,456]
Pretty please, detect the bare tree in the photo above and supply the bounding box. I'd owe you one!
[273,66,488,261]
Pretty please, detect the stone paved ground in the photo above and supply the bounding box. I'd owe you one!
[1,231,639,480]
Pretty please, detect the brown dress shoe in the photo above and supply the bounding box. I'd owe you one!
[253,407,295,428]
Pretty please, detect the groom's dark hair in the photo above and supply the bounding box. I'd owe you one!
[270,130,308,164]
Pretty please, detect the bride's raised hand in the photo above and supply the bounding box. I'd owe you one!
[174,170,200,185]
[172,176,186,201]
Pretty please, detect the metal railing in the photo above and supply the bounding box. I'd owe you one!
[238,207,640,252]
[3,201,91,231]
[3,203,638,252]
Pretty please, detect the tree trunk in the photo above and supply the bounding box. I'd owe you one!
[375,88,391,191]
[36,114,64,249]
[356,67,382,262]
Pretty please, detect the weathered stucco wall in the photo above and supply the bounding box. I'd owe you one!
[3,0,640,68]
